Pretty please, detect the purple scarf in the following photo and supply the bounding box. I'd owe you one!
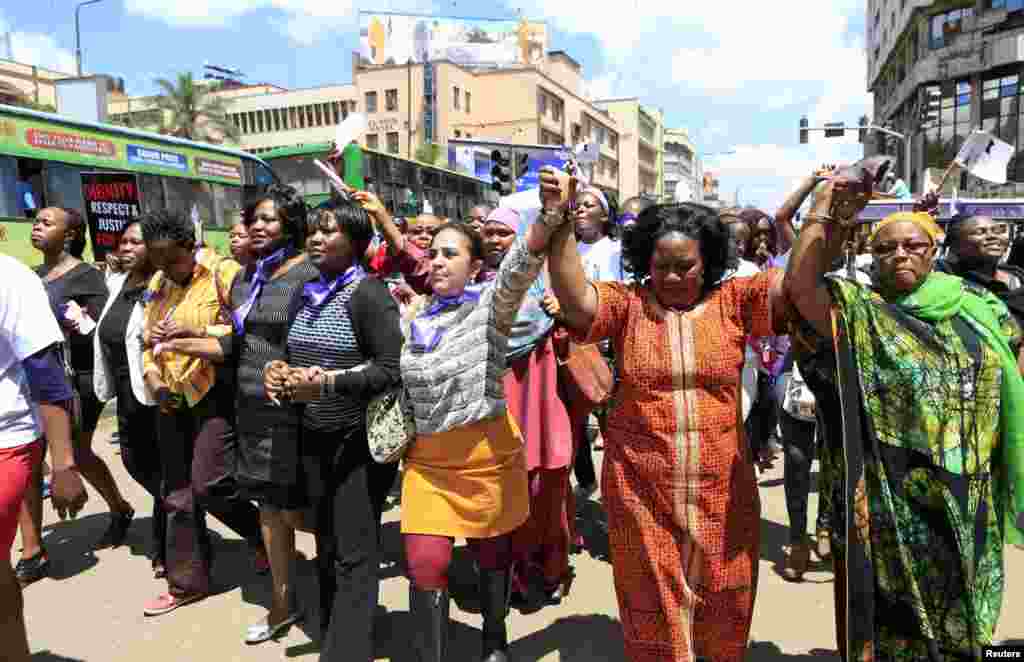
[232,246,291,334]
[408,285,483,353]
[303,265,365,308]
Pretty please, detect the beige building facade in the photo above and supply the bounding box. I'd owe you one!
[663,127,699,202]
[0,57,89,109]
[103,50,629,197]
[593,98,664,200]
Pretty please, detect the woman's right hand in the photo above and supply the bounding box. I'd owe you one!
[353,191,386,216]
[539,167,573,214]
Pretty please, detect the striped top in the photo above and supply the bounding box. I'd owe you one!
[230,257,318,444]
[287,275,366,431]
[400,237,545,435]
[142,248,239,407]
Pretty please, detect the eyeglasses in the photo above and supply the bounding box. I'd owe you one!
[872,240,934,258]
[964,224,1009,239]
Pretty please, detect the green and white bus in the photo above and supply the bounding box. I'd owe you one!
[0,103,276,228]
[263,142,495,219]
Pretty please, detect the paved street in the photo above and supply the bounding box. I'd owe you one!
[18,413,1023,662]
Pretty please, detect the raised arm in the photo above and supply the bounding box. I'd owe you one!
[775,171,825,254]
[783,180,855,338]
[536,168,597,334]
[354,190,405,256]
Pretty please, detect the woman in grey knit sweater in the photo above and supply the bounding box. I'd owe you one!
[353,189,564,662]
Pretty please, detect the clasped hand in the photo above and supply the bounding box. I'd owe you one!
[147,319,192,347]
[264,360,326,405]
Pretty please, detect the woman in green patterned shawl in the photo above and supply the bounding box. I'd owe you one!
[784,176,1024,662]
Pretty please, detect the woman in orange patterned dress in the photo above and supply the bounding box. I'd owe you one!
[537,170,787,662]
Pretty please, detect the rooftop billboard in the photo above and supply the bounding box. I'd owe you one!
[358,12,547,68]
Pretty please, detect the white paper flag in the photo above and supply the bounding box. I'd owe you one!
[674,180,693,203]
[954,130,1015,184]
[330,113,367,157]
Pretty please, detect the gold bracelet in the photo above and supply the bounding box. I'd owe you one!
[803,213,835,223]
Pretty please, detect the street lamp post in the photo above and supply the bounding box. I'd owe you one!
[75,0,104,76]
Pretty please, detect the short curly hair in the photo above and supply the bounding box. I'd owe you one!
[244,184,307,251]
[140,209,195,247]
[623,203,737,290]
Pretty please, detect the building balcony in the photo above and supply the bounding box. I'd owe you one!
[539,112,563,138]
[639,159,657,175]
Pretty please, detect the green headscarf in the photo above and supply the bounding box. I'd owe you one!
[894,271,1024,545]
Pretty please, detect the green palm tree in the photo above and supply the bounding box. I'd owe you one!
[153,72,239,143]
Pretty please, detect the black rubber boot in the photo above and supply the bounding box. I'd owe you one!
[479,569,512,662]
[409,586,449,662]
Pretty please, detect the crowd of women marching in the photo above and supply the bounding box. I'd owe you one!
[1,154,1022,662]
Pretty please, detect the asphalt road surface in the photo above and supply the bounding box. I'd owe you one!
[18,415,1023,661]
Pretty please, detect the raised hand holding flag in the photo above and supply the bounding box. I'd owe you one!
[954,130,1014,184]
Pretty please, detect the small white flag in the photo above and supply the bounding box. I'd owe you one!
[674,180,693,203]
[331,112,367,157]
[954,130,1015,184]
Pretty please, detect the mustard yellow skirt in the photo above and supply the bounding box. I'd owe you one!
[401,412,530,539]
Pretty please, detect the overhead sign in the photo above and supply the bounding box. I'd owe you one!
[358,12,547,68]
[0,113,244,185]
[80,171,141,261]
[126,144,188,171]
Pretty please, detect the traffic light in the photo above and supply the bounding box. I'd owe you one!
[515,152,530,180]
[799,116,809,144]
[824,122,845,138]
[491,149,514,195]
[920,87,941,126]
[858,115,869,143]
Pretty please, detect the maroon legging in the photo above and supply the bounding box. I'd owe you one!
[404,533,513,590]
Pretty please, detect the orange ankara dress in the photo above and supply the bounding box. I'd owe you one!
[580,271,781,662]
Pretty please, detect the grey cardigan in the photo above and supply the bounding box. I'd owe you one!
[400,238,544,435]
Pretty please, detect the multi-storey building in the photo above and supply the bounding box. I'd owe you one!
[107,51,628,197]
[593,98,664,200]
[868,0,1024,194]
[662,127,698,202]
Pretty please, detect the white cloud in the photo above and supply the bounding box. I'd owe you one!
[124,0,436,44]
[583,71,624,101]
[0,13,76,74]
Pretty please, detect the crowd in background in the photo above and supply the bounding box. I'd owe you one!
[0,157,1022,662]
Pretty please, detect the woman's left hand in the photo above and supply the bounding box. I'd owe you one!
[284,366,326,403]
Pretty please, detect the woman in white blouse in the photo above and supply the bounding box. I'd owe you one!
[92,222,165,578]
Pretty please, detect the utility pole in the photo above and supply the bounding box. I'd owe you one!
[407,58,413,159]
[74,0,103,76]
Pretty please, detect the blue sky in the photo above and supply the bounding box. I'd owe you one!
[1,0,872,211]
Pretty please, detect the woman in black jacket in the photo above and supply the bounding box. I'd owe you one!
[265,200,403,661]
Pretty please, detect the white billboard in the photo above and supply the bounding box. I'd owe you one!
[358,12,547,68]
